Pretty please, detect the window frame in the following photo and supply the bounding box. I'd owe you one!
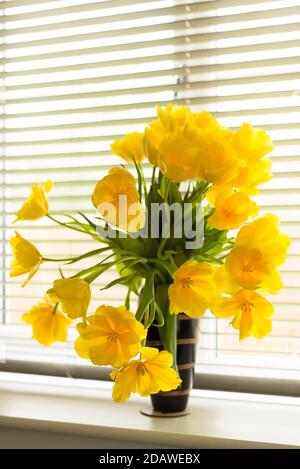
[0,358,299,398]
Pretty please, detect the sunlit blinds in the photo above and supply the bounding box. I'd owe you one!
[0,0,299,375]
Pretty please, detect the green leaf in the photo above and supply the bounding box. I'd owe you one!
[72,254,137,281]
[112,235,147,258]
[119,258,147,274]
[185,180,210,204]
[47,214,101,241]
[143,238,160,258]
[72,261,114,279]
[81,256,136,284]
[153,301,165,327]
[58,266,65,279]
[84,268,108,284]
[100,274,134,290]
[157,237,168,260]
[133,159,143,202]
[78,211,97,229]
[146,300,156,328]
[135,270,155,322]
[125,287,132,310]
[64,214,97,233]
[47,214,89,235]
[116,259,144,294]
[66,247,110,264]
[158,174,166,200]
[168,181,182,204]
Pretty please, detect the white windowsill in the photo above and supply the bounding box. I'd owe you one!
[0,372,299,448]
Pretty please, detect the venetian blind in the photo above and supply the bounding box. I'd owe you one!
[0,0,299,381]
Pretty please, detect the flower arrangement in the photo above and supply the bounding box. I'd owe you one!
[12,105,290,403]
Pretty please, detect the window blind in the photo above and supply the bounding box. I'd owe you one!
[0,0,299,382]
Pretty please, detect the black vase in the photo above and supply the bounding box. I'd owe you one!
[146,314,198,414]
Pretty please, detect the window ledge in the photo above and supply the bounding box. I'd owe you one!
[0,372,299,449]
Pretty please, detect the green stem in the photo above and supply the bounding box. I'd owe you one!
[72,261,113,280]
[125,286,132,310]
[153,268,166,283]
[52,302,59,315]
[139,163,148,203]
[43,256,78,262]
[167,256,178,273]
[155,284,178,373]
[42,247,109,264]
[84,268,107,285]
[47,214,101,241]
[144,306,149,328]
[157,237,168,260]
[151,166,156,187]
[47,214,91,235]
[162,176,171,202]
[133,160,143,202]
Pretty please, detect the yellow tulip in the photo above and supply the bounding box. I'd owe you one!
[206,123,273,197]
[225,215,290,294]
[214,265,241,296]
[156,106,229,136]
[234,158,272,195]
[231,124,273,194]
[197,136,245,186]
[168,260,220,317]
[191,112,242,186]
[236,214,290,266]
[144,105,201,182]
[111,132,144,163]
[206,184,232,205]
[157,103,193,129]
[212,289,274,341]
[144,122,163,167]
[47,278,91,319]
[10,232,42,287]
[145,128,200,182]
[206,157,272,201]
[233,123,274,161]
[208,192,259,230]
[92,167,145,232]
[14,180,53,222]
[111,347,182,403]
[157,133,202,182]
[194,110,227,134]
[22,300,71,346]
[145,107,273,189]
[145,105,244,184]
[75,305,146,368]
[225,245,276,291]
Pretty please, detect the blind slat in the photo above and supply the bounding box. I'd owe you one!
[3,72,300,103]
[3,4,300,41]
[6,0,297,23]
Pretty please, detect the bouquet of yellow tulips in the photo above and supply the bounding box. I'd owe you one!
[11,104,290,403]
